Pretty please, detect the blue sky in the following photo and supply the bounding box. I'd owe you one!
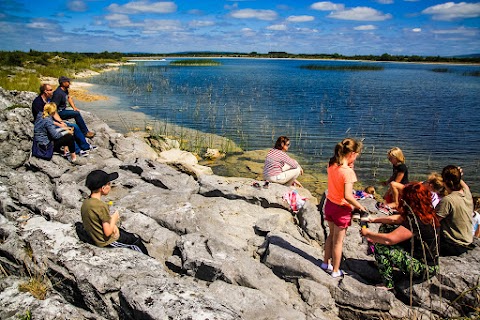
[1,0,479,56]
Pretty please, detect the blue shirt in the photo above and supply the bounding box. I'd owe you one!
[51,87,69,112]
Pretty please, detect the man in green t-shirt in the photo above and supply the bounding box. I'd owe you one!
[81,170,149,255]
[435,165,474,256]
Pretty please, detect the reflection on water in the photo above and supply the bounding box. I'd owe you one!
[84,58,480,195]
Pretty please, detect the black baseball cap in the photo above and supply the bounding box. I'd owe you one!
[85,170,119,191]
[58,76,71,84]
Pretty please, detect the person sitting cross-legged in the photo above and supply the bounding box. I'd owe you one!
[81,170,149,255]
[360,182,440,290]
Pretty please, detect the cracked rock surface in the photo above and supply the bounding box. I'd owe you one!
[0,88,479,320]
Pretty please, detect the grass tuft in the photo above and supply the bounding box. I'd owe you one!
[18,275,49,300]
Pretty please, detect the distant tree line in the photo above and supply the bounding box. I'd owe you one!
[0,49,479,68]
[0,50,124,67]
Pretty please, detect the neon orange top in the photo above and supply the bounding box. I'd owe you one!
[327,163,357,208]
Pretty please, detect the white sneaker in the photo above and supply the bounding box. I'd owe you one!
[331,270,345,278]
[321,262,333,274]
[79,150,89,157]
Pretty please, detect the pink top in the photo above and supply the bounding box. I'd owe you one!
[263,148,299,178]
[327,164,357,208]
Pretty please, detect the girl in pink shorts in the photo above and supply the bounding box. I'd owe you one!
[322,138,366,278]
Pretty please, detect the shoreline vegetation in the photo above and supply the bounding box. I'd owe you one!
[169,59,221,66]
[1,50,479,198]
[300,64,384,71]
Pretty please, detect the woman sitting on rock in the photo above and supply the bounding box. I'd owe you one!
[263,136,303,187]
[360,182,440,290]
[33,102,81,164]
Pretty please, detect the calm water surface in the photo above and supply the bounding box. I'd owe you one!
[85,58,480,194]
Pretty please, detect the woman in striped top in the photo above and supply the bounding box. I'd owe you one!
[263,136,303,187]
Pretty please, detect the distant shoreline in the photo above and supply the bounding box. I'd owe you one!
[124,55,480,66]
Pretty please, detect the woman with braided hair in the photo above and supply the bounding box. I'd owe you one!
[360,182,440,290]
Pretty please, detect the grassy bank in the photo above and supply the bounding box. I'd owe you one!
[0,51,124,92]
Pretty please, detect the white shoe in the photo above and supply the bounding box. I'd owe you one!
[331,270,345,278]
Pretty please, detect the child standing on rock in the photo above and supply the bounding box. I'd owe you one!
[322,138,366,278]
[81,170,149,255]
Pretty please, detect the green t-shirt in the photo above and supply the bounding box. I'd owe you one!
[436,187,473,247]
[81,197,116,247]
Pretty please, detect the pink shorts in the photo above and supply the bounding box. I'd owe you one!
[324,199,352,228]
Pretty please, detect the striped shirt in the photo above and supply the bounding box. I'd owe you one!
[263,148,299,178]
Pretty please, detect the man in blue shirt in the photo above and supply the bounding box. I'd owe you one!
[51,76,95,139]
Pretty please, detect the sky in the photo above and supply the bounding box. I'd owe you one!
[0,0,479,56]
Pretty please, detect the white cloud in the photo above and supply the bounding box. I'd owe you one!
[310,2,345,11]
[412,28,421,32]
[286,15,315,22]
[329,7,392,21]
[432,26,478,36]
[26,20,57,30]
[354,25,377,30]
[68,0,87,12]
[108,1,177,14]
[231,9,278,21]
[267,24,287,31]
[105,14,139,27]
[241,28,256,36]
[189,20,215,28]
[376,0,393,4]
[143,19,182,32]
[422,2,480,21]
[295,27,319,33]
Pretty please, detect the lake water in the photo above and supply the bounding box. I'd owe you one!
[84,58,480,195]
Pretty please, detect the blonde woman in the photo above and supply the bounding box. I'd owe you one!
[33,102,80,163]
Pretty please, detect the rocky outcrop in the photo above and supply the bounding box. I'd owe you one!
[0,88,479,320]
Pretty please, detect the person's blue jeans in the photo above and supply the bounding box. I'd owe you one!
[58,110,90,135]
[66,122,90,154]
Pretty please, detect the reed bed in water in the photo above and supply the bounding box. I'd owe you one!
[169,59,221,66]
[299,64,384,71]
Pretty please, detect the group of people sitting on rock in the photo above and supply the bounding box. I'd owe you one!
[30,76,96,164]
[29,77,150,255]
[264,136,477,289]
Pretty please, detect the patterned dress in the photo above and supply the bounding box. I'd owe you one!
[374,215,439,289]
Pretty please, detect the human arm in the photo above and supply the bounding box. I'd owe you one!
[362,214,405,225]
[68,95,79,111]
[394,172,405,183]
[102,211,120,237]
[344,182,367,212]
[360,225,412,245]
[45,118,68,139]
[53,112,67,127]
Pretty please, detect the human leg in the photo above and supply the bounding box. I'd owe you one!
[109,228,149,255]
[387,181,404,208]
[331,224,347,274]
[58,109,90,135]
[66,122,90,151]
[53,134,77,161]
[271,167,301,186]
[323,220,334,266]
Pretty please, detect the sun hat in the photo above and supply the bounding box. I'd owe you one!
[85,170,119,191]
[58,76,71,84]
